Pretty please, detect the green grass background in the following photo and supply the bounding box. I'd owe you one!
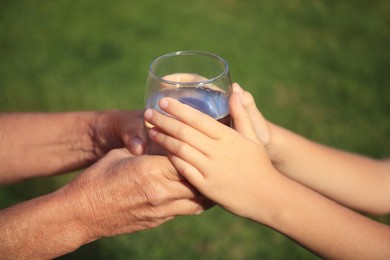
[1,0,389,259]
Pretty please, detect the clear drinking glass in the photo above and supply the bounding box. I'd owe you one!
[144,50,232,154]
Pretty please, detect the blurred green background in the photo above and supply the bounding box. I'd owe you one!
[1,0,389,259]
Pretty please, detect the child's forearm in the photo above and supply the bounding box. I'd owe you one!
[267,123,390,215]
[249,172,390,259]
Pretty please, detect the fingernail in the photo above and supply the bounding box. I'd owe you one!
[232,83,243,94]
[159,98,169,109]
[149,128,157,137]
[130,137,143,155]
[144,109,153,120]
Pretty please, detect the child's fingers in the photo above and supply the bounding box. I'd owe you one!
[233,83,271,145]
[230,90,260,144]
[148,127,207,164]
[168,154,206,190]
[144,108,213,155]
[157,97,230,139]
[235,83,263,121]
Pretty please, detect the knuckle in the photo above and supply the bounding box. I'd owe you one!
[192,203,205,215]
[174,141,188,155]
[191,113,206,128]
[153,112,165,128]
[144,183,168,207]
[176,124,191,139]
[140,218,163,230]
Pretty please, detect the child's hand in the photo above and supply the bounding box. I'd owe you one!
[143,91,278,218]
[231,83,272,147]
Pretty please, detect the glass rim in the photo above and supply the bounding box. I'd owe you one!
[148,50,229,86]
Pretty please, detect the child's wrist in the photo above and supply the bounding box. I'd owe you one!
[264,123,283,163]
[243,168,290,225]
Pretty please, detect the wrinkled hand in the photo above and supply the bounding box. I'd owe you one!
[62,149,211,240]
[92,110,146,157]
[143,91,278,217]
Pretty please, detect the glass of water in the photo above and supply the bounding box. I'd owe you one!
[144,50,232,154]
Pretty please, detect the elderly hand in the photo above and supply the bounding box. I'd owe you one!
[92,110,147,157]
[0,149,211,259]
[62,149,211,240]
